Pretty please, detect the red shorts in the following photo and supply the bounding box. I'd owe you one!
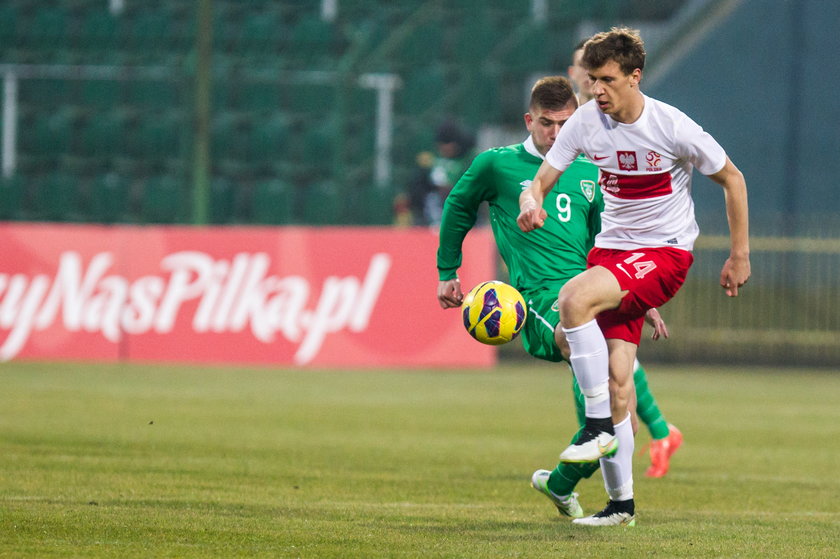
[588,246,694,345]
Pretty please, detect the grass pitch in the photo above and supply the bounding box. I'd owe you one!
[1,360,838,558]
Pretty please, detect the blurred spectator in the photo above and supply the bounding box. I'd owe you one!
[568,38,595,104]
[404,119,475,227]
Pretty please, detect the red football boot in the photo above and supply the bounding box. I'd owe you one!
[645,424,683,478]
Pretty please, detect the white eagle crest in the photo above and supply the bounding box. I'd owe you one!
[619,152,636,169]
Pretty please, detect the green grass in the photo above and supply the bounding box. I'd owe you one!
[1,361,838,558]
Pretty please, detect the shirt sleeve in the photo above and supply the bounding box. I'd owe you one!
[436,150,495,281]
[545,110,584,172]
[674,113,727,176]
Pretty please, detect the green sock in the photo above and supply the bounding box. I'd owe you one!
[634,361,670,440]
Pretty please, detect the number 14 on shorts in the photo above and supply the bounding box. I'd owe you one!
[615,252,656,280]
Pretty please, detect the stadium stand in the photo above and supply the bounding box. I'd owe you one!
[31,170,81,222]
[251,178,293,225]
[140,173,183,224]
[88,171,131,223]
[0,174,25,220]
[1,0,695,226]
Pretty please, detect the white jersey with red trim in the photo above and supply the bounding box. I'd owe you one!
[545,94,727,251]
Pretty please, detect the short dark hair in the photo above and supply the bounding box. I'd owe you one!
[529,76,577,112]
[582,27,645,75]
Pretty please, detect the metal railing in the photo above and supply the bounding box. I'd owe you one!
[639,235,840,367]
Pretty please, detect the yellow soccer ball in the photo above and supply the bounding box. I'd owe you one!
[461,281,527,345]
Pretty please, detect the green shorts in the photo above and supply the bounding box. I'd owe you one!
[520,287,566,363]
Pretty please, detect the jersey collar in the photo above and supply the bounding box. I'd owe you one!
[523,136,544,160]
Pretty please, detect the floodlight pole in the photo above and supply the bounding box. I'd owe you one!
[2,70,18,178]
[359,73,401,189]
[192,0,213,225]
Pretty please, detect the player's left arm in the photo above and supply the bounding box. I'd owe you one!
[707,157,751,297]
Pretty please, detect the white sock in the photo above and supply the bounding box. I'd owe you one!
[563,319,610,419]
[600,413,634,501]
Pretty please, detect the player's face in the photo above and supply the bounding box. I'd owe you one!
[588,60,642,121]
[525,102,576,155]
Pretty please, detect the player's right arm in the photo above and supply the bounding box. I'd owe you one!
[517,159,561,232]
[436,151,495,308]
[437,279,463,309]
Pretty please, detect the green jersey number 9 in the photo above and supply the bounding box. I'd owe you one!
[556,193,571,223]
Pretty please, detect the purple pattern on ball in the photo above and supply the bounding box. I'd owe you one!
[463,306,479,339]
[482,289,502,337]
[515,301,526,331]
[484,310,502,337]
[481,288,500,317]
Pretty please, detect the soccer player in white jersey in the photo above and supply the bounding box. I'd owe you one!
[517,28,751,527]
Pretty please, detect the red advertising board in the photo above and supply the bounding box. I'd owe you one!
[0,223,497,368]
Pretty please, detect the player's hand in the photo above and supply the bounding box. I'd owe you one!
[720,254,751,297]
[644,308,669,341]
[517,197,546,232]
[437,278,464,309]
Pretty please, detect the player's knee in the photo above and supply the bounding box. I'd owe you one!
[554,326,571,360]
[557,287,591,326]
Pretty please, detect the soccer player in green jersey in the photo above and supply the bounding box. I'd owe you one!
[435,76,682,518]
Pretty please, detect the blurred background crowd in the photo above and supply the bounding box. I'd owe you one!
[1,0,705,227]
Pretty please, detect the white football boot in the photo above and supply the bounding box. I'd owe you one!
[530,469,584,518]
[559,427,618,463]
[573,500,636,527]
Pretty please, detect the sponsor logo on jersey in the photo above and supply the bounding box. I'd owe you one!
[592,154,609,161]
[599,171,673,199]
[551,300,560,312]
[580,180,596,202]
[646,151,662,172]
[618,151,638,171]
[602,173,620,195]
[520,180,532,190]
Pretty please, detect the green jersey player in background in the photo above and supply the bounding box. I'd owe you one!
[435,76,682,519]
